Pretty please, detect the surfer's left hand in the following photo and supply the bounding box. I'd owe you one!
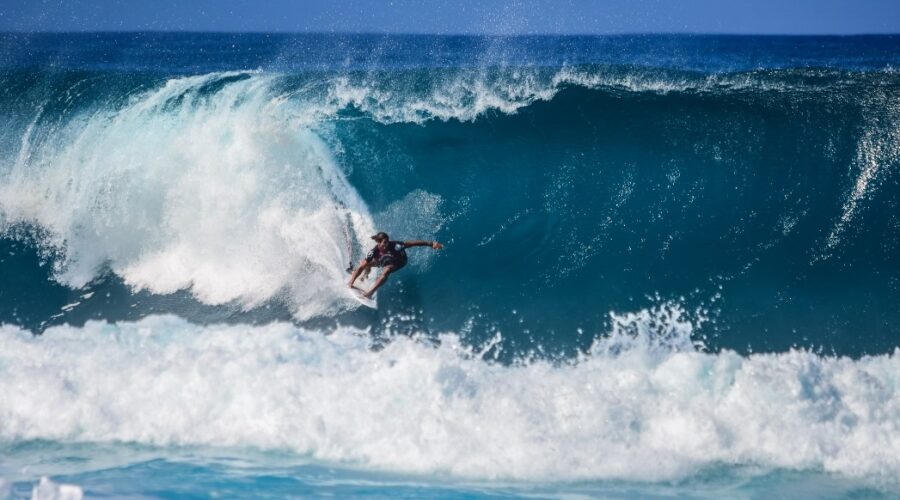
[432,241,443,250]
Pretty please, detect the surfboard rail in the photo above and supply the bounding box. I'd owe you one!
[350,285,377,309]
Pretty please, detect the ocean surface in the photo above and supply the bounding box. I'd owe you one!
[1,32,899,498]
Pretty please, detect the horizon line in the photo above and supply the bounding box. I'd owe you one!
[2,30,899,37]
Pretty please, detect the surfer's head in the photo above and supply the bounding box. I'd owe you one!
[372,232,390,249]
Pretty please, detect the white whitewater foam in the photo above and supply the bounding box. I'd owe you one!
[31,478,82,500]
[1,307,898,483]
[0,72,375,318]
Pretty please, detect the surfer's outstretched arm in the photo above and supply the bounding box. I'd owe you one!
[364,265,396,298]
[403,240,444,250]
[348,258,371,287]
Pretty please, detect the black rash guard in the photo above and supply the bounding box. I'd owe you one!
[365,241,408,270]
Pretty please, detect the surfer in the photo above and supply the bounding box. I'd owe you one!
[348,231,443,298]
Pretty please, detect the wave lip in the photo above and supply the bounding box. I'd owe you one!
[1,311,899,483]
[311,65,872,125]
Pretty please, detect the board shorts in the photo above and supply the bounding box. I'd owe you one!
[378,253,407,271]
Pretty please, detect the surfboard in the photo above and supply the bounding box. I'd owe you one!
[350,285,377,309]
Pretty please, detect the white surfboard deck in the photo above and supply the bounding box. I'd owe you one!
[350,285,377,309]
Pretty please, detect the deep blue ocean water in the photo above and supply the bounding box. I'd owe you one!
[1,33,899,498]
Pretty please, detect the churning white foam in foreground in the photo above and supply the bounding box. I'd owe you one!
[0,72,374,318]
[1,309,899,483]
[30,477,83,500]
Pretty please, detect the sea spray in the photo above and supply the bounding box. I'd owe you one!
[0,72,376,319]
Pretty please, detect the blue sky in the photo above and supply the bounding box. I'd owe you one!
[2,0,900,34]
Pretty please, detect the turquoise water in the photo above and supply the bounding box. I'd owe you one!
[1,33,899,498]
[2,443,894,499]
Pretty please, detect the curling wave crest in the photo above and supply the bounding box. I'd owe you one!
[0,72,375,318]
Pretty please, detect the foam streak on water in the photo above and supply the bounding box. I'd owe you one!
[0,309,898,484]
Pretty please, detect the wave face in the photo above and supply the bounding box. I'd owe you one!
[1,33,900,488]
[2,37,899,355]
